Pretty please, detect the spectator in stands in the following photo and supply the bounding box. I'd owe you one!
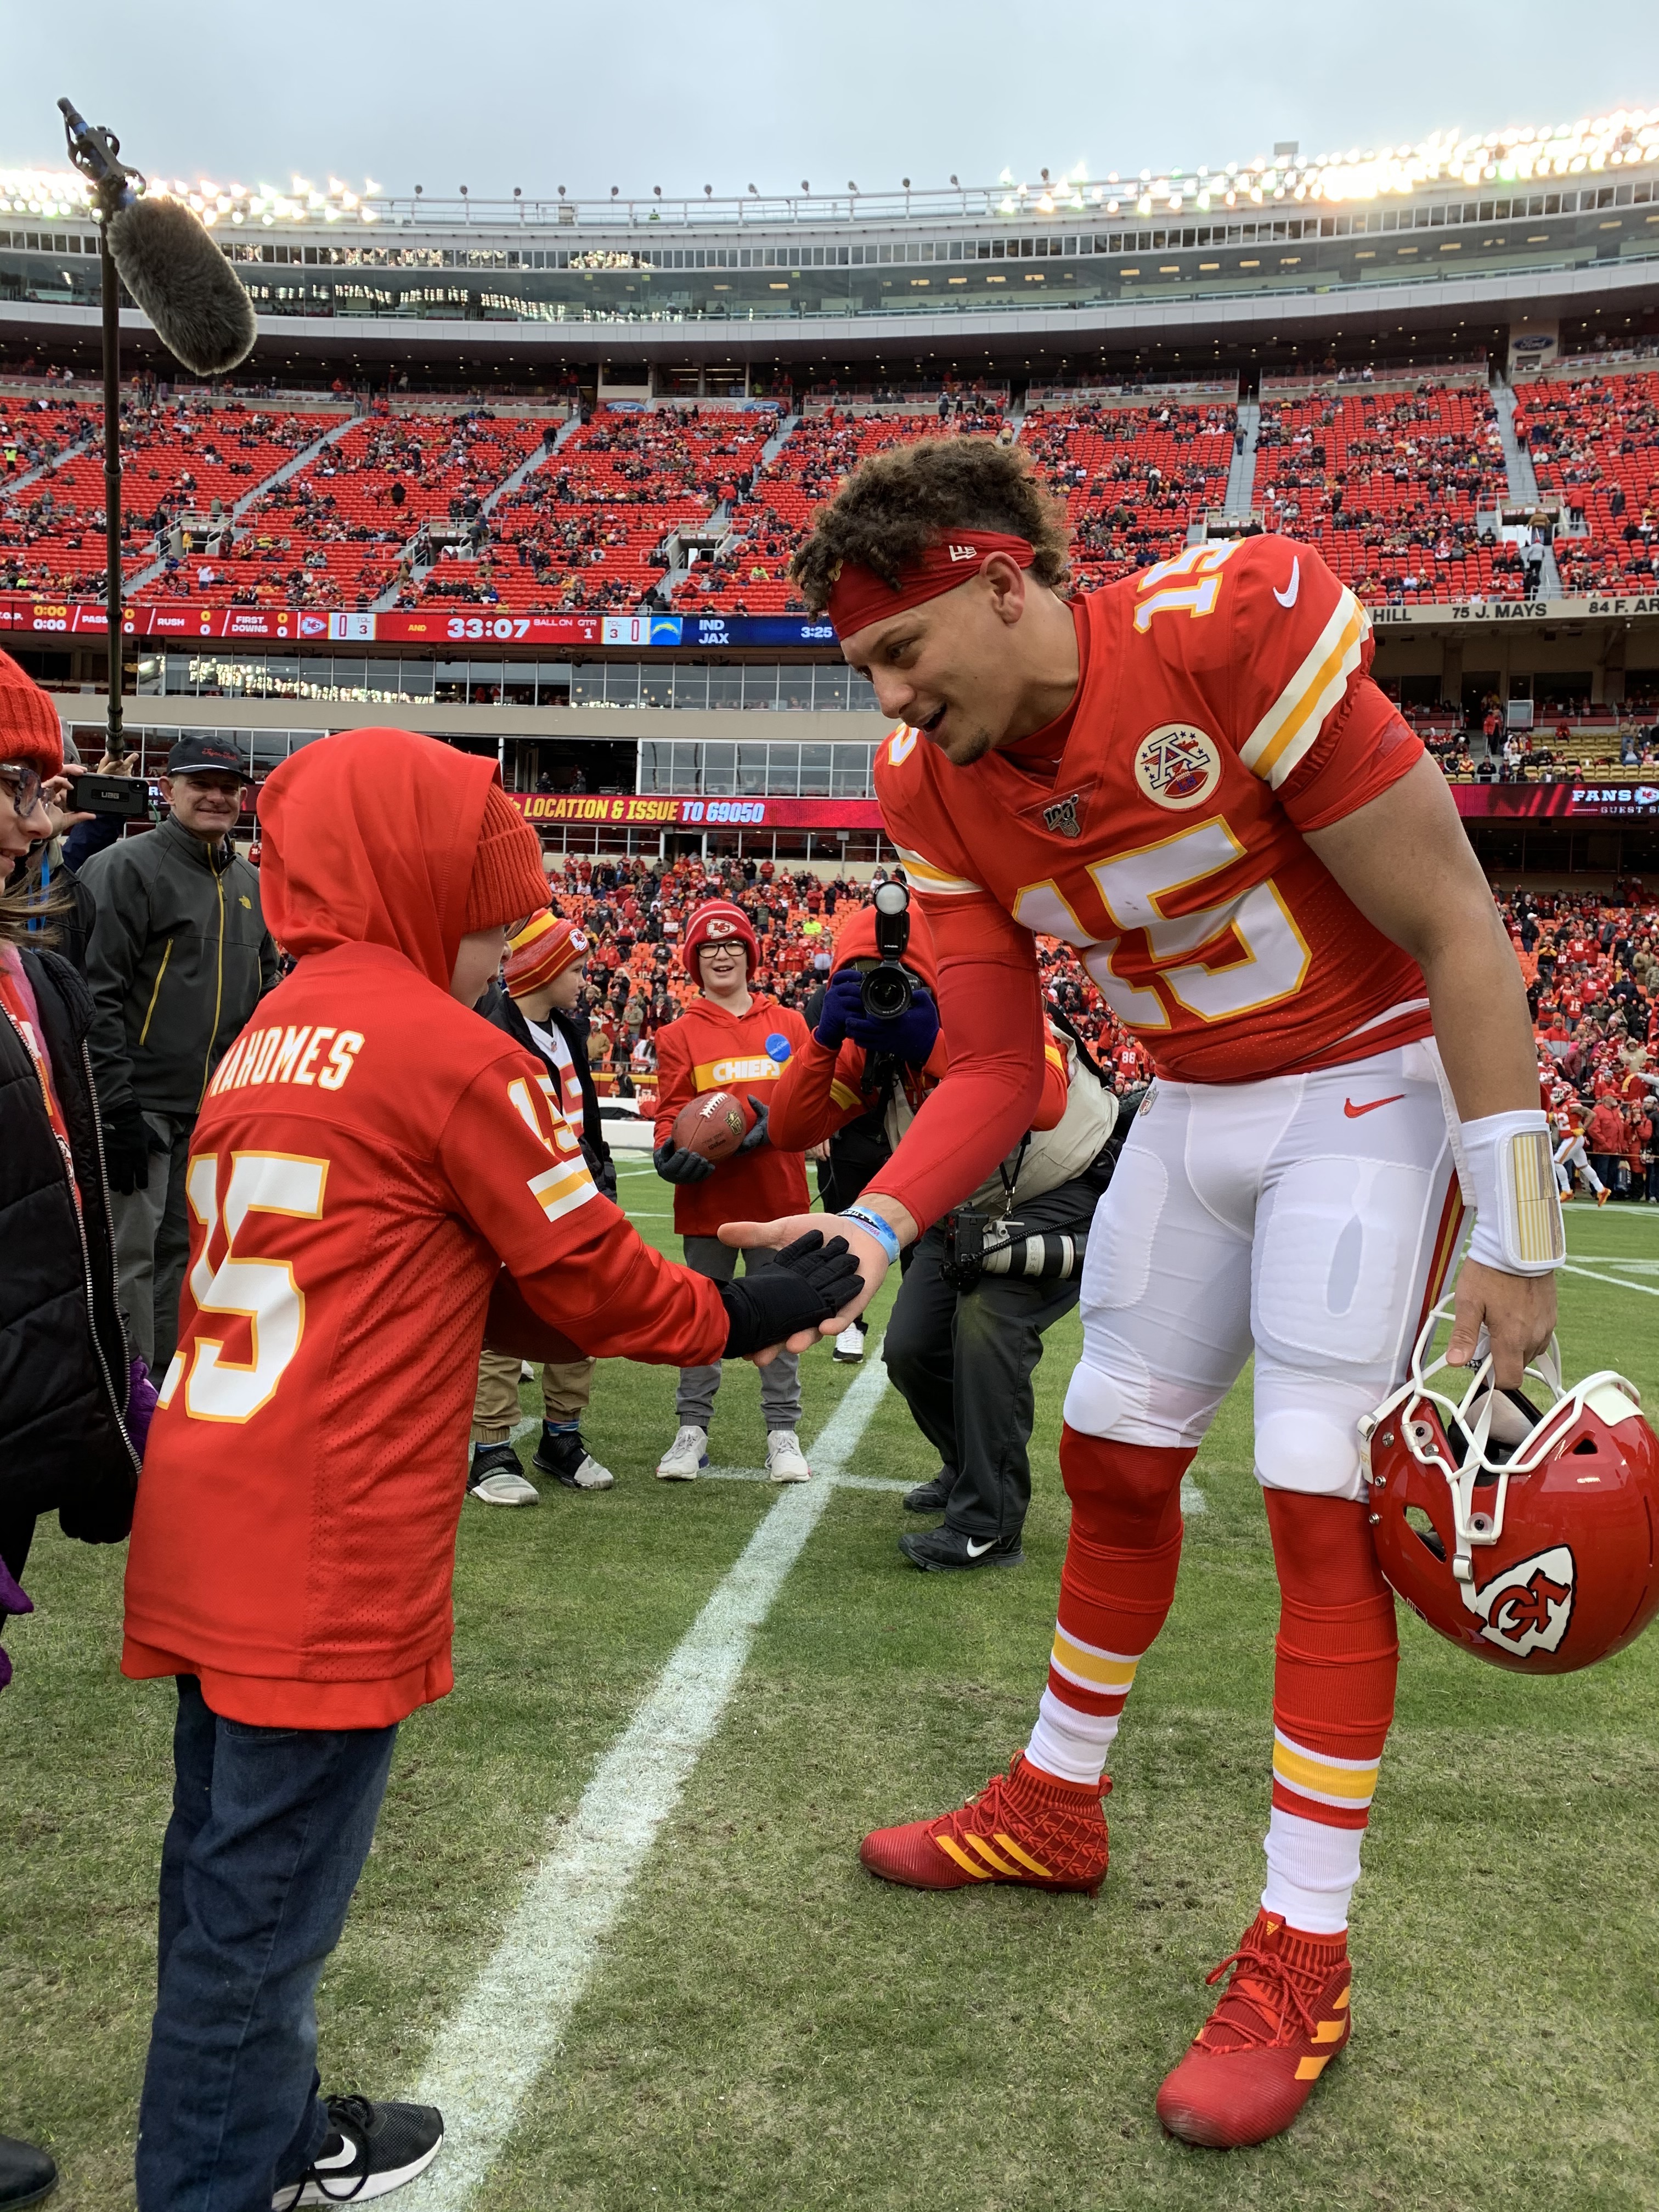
[651,900,813,1482]
[78,736,277,1370]
[467,913,618,1503]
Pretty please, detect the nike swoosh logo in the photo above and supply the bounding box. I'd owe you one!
[964,1537,997,1558]
[1344,1094,1405,1118]
[1273,556,1300,610]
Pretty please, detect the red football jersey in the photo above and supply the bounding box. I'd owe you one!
[877,536,1430,1090]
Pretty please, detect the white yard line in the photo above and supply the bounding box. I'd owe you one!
[409,1352,891,2210]
[1561,1261,1659,1299]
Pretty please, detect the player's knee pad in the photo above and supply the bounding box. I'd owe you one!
[1059,1425,1190,1550]
[1254,1397,1373,1503]
[1063,1345,1220,1450]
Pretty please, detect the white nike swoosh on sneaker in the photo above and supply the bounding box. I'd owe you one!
[1273,556,1300,609]
[964,1537,997,1558]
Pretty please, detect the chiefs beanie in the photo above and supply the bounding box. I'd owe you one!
[464,782,552,933]
[504,910,588,995]
[0,648,64,779]
[682,898,759,980]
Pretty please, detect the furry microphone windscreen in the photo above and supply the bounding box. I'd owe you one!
[107,195,258,378]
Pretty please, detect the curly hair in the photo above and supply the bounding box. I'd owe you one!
[789,436,1071,613]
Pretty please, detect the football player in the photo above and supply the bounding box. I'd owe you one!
[722,438,1565,2147]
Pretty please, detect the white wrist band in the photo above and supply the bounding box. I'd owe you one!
[1458,1110,1564,1275]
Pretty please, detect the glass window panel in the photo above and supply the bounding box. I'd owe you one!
[799,743,832,796]
[260,657,300,698]
[737,742,769,795]
[571,665,606,706]
[639,740,668,793]
[330,659,368,701]
[603,664,641,707]
[671,665,709,710]
[136,653,166,696]
[638,665,674,708]
[165,655,195,695]
[702,742,736,794]
[397,661,435,700]
[467,661,506,706]
[247,730,292,772]
[742,666,779,710]
[765,743,800,794]
[435,658,469,704]
[811,665,850,710]
[707,668,744,709]
[849,674,879,712]
[832,745,873,797]
[777,667,814,712]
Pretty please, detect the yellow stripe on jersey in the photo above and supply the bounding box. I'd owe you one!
[528,1158,598,1224]
[1272,1730,1380,1809]
[830,1079,864,1111]
[1240,587,1370,790]
[1051,1627,1140,1693]
[891,844,983,898]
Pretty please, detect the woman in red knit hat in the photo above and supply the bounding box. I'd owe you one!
[651,899,814,1481]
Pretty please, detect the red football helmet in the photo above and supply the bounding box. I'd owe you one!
[1360,1307,1659,1674]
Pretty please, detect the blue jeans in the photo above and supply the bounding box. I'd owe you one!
[136,1677,399,2212]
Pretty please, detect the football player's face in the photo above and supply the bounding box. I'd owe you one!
[843,578,1024,766]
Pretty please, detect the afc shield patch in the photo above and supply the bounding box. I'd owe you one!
[1134,724,1223,811]
[1466,1544,1576,1660]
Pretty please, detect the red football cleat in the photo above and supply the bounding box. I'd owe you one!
[1155,1911,1352,2148]
[860,1752,1110,1894]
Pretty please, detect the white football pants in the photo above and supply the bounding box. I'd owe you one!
[1064,1040,1463,1500]
[1553,1133,1605,1197]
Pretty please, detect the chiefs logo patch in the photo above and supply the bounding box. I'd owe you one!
[1467,1544,1576,1659]
[1134,724,1223,811]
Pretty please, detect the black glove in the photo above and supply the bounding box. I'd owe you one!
[580,1137,619,1200]
[654,1138,716,1185]
[737,1095,770,1153]
[103,1103,157,1195]
[719,1232,863,1359]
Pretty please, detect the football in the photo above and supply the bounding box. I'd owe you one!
[672,1088,751,1161]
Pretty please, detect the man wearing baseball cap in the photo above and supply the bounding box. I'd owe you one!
[467,910,620,1502]
[78,733,278,1370]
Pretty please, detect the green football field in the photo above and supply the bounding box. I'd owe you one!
[7,1170,1659,2212]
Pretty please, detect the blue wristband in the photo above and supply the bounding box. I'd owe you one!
[842,1204,900,1265]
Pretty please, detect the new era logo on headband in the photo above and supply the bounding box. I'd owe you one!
[948,543,983,562]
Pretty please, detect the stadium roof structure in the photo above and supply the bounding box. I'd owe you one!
[4,106,1659,374]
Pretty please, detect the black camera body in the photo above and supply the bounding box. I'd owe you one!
[939,1209,1086,1294]
[860,878,915,1021]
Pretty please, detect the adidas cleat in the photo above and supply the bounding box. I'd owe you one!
[860,1752,1109,1894]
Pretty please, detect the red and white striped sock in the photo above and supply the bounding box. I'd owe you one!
[1259,1488,1399,1937]
[1025,1429,1192,1787]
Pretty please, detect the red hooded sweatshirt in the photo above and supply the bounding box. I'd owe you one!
[121,729,727,1729]
[652,993,812,1235]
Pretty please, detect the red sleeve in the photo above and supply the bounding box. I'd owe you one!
[1034,1019,1070,1132]
[652,1017,696,1149]
[864,891,1045,1233]
[769,1032,869,1149]
[440,1053,727,1367]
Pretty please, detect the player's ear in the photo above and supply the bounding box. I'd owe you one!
[982,553,1029,625]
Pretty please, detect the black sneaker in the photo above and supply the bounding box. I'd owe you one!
[0,2138,56,2210]
[532,1425,616,1491]
[899,1525,1024,1571]
[902,1465,960,1513]
[274,2096,443,2207]
[467,1443,539,1508]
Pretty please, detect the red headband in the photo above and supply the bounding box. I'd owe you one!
[826,531,1035,640]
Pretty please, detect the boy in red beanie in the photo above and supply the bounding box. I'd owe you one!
[122,732,857,2212]
[652,899,814,1481]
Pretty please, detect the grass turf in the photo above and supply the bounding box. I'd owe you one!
[4,1180,1658,2209]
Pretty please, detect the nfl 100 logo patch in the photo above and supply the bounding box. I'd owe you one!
[1134,724,1223,810]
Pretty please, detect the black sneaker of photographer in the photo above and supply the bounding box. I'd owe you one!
[533,1424,616,1491]
[902,1464,960,1514]
[0,2137,56,2210]
[899,1525,1024,1572]
[273,2096,443,2207]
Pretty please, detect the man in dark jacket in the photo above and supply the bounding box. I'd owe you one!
[78,735,278,1370]
[468,911,620,1502]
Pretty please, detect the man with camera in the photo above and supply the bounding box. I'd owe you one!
[78,735,276,1371]
[771,883,1127,1568]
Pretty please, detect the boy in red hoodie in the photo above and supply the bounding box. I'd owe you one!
[652,900,814,1481]
[122,732,856,2212]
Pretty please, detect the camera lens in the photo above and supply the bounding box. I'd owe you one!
[860,962,914,1021]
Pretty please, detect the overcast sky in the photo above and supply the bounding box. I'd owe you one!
[5,1,1658,205]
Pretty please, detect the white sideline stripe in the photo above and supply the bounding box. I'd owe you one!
[1561,1261,1659,1299]
[409,1351,891,2210]
[1180,1478,1207,1516]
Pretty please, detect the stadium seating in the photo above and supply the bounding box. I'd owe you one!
[1516,374,1659,596]
[1253,383,1514,602]
[447,407,777,614]
[1021,402,1237,588]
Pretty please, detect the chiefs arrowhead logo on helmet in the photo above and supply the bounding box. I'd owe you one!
[1360,1309,1659,1676]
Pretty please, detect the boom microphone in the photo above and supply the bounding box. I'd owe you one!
[59,98,257,377]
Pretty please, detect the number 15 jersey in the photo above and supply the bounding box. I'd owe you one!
[876,535,1432,1088]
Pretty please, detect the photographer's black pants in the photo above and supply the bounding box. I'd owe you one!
[882,1178,1096,1543]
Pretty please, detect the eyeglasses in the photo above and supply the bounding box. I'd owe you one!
[0,761,46,819]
